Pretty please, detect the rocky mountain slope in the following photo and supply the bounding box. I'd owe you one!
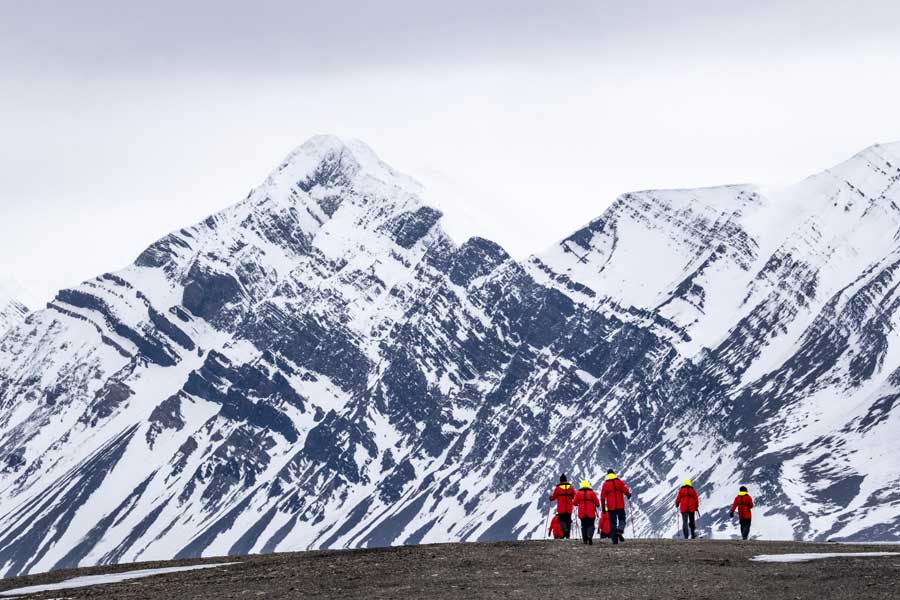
[0,136,898,577]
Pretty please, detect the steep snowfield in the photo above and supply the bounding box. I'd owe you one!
[0,136,899,577]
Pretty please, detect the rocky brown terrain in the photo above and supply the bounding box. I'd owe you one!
[0,539,898,599]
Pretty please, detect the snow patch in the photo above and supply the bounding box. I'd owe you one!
[0,563,239,596]
[751,552,900,563]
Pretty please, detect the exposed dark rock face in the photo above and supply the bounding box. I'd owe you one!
[380,206,443,249]
[182,265,244,324]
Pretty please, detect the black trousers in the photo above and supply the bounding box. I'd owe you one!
[681,511,696,539]
[580,517,595,543]
[609,509,626,544]
[558,512,572,538]
[740,518,751,540]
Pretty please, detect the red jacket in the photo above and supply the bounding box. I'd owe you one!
[600,477,631,511]
[675,485,699,513]
[549,515,564,538]
[730,493,754,520]
[550,483,576,514]
[573,487,601,519]
[599,511,610,535]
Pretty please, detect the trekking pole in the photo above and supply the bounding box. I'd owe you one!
[568,504,572,540]
[628,498,636,540]
[545,505,551,539]
[570,478,577,540]
[571,504,577,540]
[675,509,680,538]
[570,474,577,540]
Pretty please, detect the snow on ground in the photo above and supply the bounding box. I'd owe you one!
[0,563,239,597]
[751,552,900,563]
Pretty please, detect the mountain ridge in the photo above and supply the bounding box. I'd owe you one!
[0,136,899,577]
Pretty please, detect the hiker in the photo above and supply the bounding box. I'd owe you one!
[548,512,565,539]
[550,474,575,538]
[599,508,611,540]
[573,479,601,545]
[730,486,754,540]
[600,469,631,544]
[675,479,700,539]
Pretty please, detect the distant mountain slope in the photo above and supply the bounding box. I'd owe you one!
[0,137,898,577]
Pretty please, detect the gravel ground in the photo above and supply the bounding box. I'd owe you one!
[0,539,898,599]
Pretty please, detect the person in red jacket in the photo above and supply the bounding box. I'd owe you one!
[600,469,632,545]
[573,479,601,545]
[548,512,565,539]
[675,479,700,539]
[599,508,611,540]
[730,486,754,540]
[549,474,575,538]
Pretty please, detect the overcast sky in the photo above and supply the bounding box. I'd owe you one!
[3,1,900,307]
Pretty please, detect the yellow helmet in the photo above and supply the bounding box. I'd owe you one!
[580,479,591,489]
[605,472,617,480]
[684,479,692,486]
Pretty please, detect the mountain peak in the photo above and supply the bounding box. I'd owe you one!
[272,134,425,200]
[858,139,900,158]
[816,140,900,184]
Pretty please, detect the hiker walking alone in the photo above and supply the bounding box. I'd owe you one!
[675,479,700,539]
[600,469,632,545]
[550,474,575,538]
[730,486,754,540]
[573,480,601,545]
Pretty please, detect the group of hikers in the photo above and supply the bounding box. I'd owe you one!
[548,472,755,544]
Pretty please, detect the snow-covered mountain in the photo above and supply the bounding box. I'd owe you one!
[0,283,28,338]
[0,136,899,577]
